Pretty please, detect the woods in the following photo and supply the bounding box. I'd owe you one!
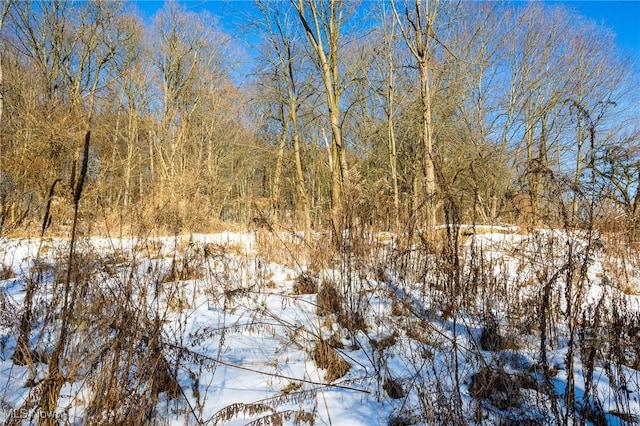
[1,2,639,424]
[0,0,637,239]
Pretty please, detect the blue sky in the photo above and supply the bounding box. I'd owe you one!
[135,1,640,59]
[552,1,640,56]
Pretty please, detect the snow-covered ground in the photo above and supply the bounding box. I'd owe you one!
[0,229,638,425]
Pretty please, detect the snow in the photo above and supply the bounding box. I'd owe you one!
[0,229,639,425]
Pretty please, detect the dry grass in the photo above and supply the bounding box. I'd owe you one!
[291,273,317,295]
[311,340,351,383]
[0,263,14,280]
[316,280,343,317]
[4,213,640,425]
[469,366,538,411]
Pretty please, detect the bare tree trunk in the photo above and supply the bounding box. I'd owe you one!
[124,112,137,207]
[393,0,440,240]
[292,0,347,236]
[148,129,155,182]
[0,1,11,127]
[572,114,583,223]
[382,10,401,231]
[388,97,400,232]
[419,59,436,239]
[524,101,538,227]
[290,94,312,242]
[322,45,347,234]
[272,104,287,223]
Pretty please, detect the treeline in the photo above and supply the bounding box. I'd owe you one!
[0,0,638,237]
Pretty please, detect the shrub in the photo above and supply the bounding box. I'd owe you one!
[292,273,317,295]
[311,340,350,383]
[317,280,343,316]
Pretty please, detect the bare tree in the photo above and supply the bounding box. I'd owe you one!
[392,0,443,239]
[148,3,244,228]
[290,0,349,235]
[382,6,402,232]
[105,18,148,208]
[257,2,313,241]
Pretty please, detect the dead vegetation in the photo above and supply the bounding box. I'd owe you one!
[311,340,351,383]
[292,273,317,295]
[0,0,638,424]
[1,223,639,425]
[1,198,640,426]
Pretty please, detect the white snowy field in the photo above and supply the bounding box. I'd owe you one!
[0,229,639,425]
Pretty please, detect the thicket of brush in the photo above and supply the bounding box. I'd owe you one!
[0,168,639,426]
